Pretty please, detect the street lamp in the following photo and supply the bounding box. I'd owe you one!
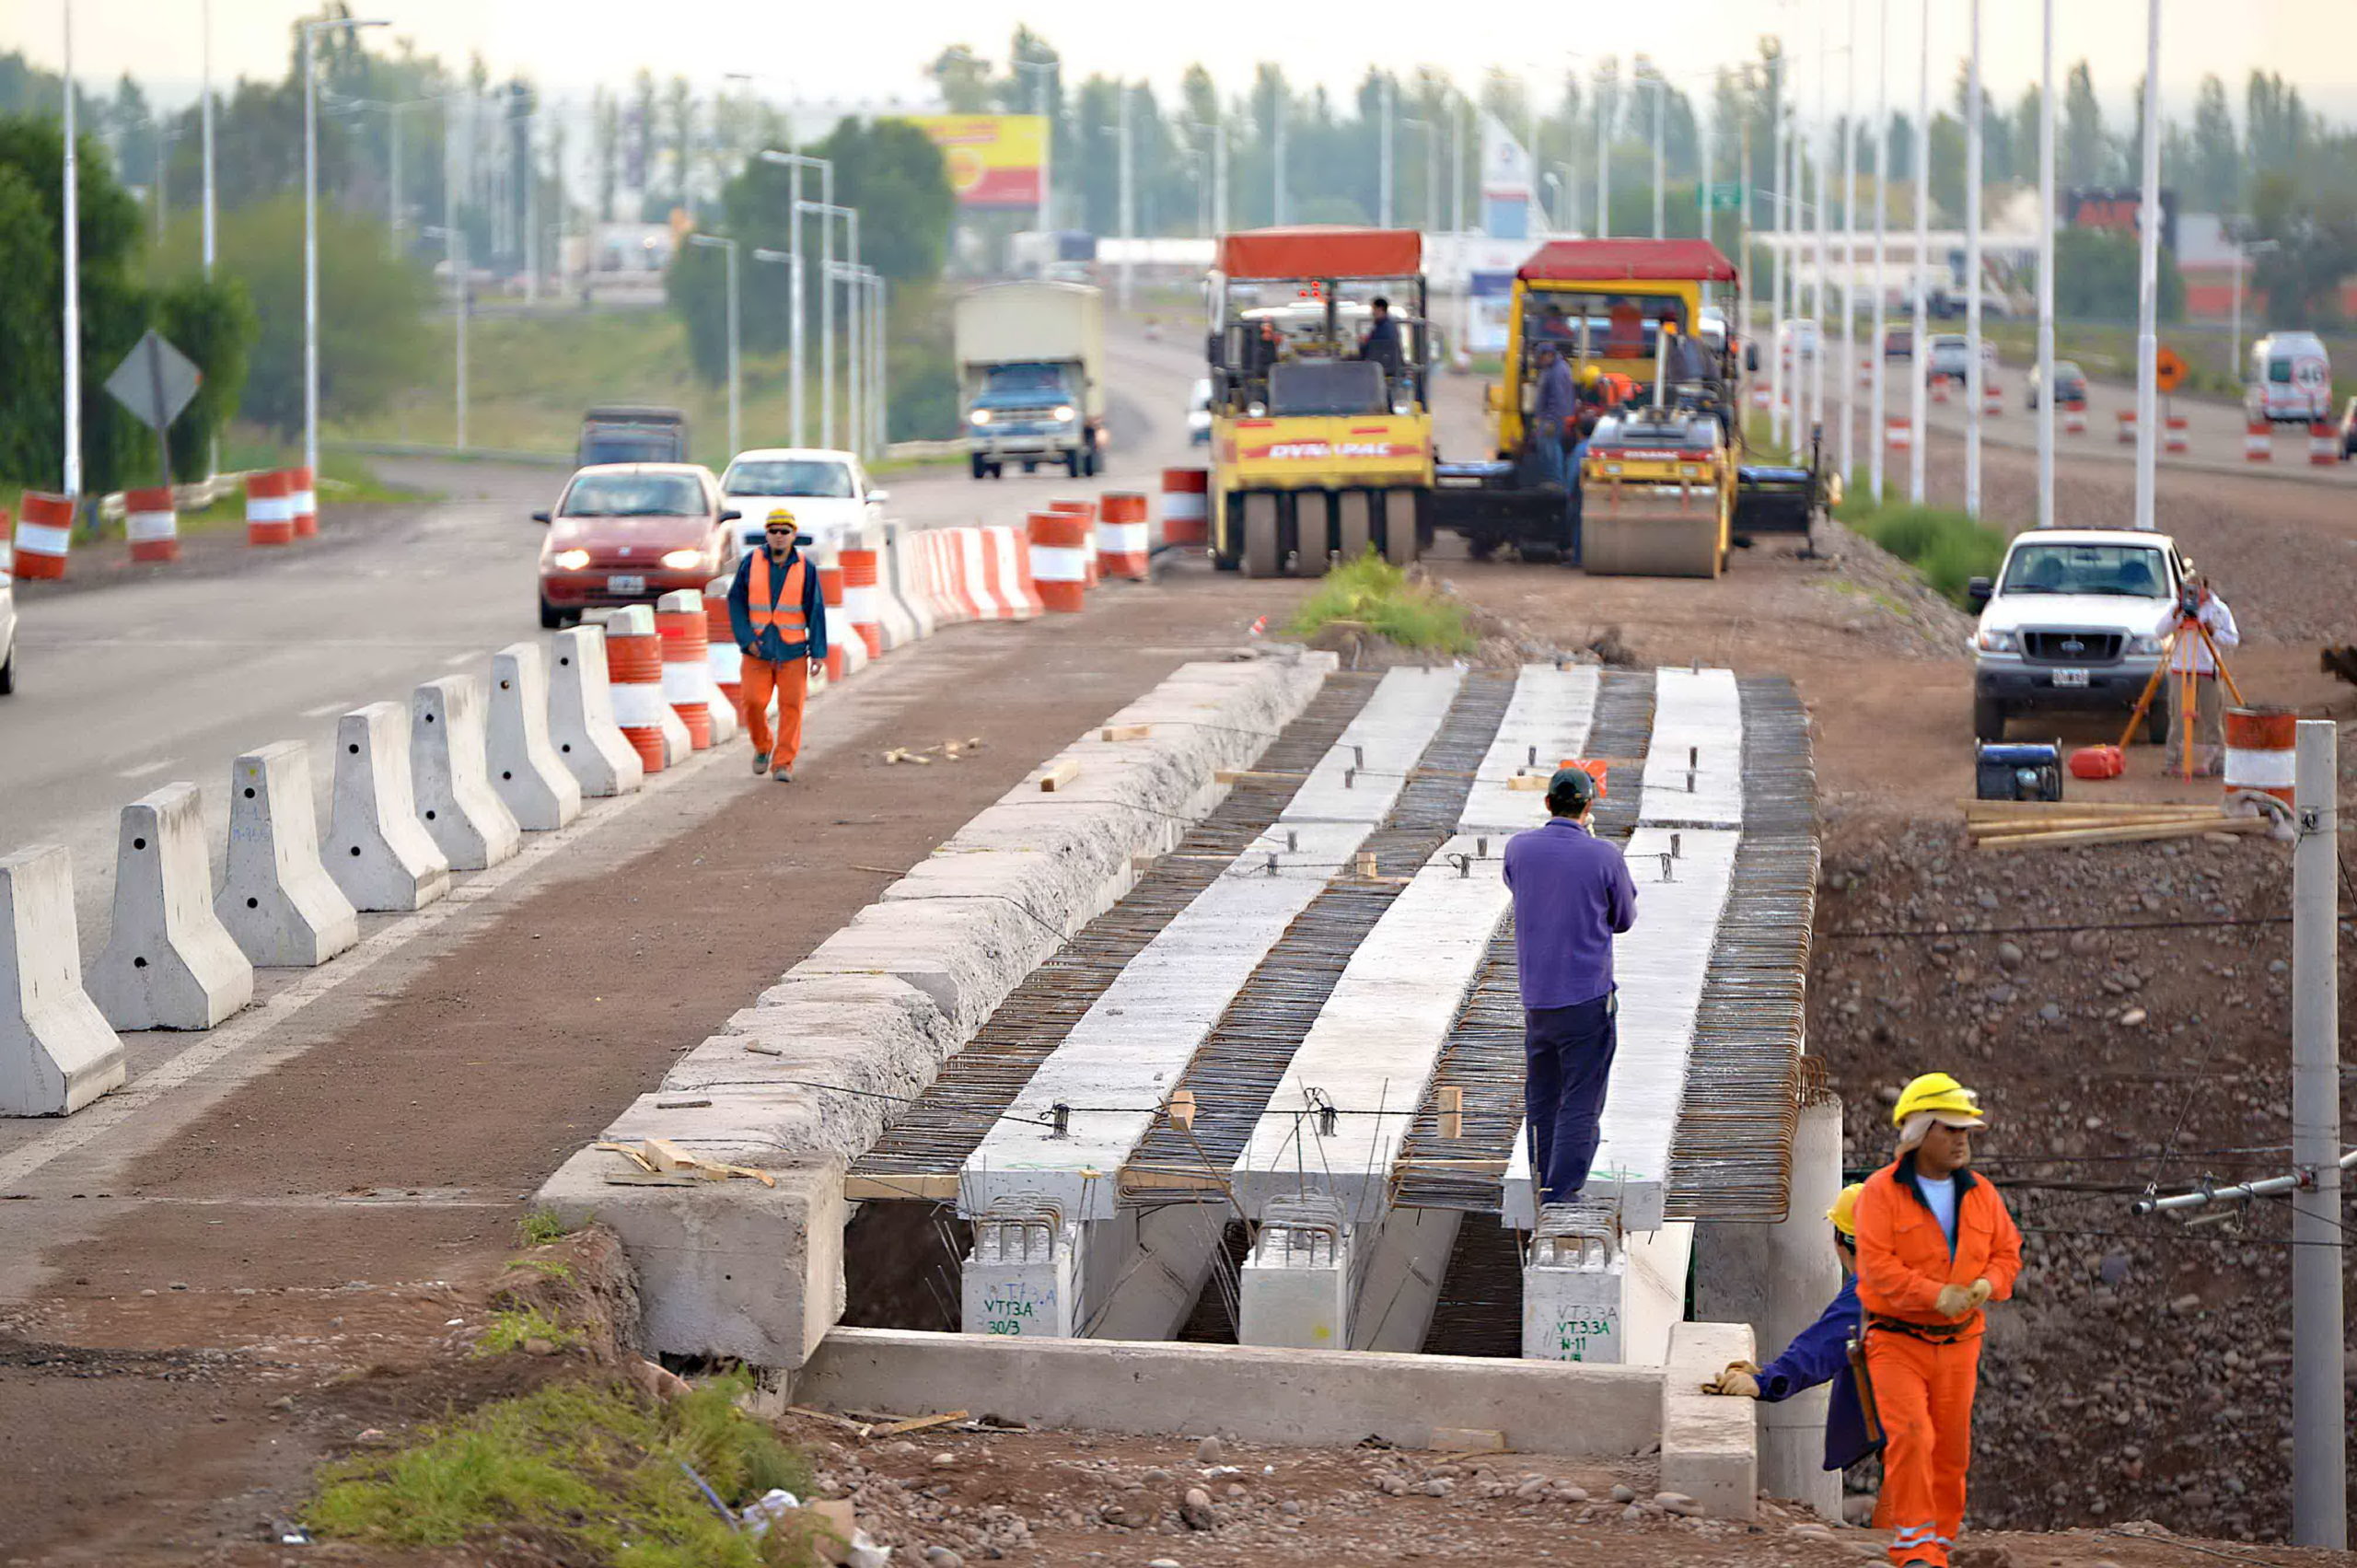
[302,13,390,490]
[1593,62,1613,240]
[422,224,467,447]
[689,233,741,458]
[1012,58,1057,235]
[758,149,831,448]
[1401,116,1434,232]
[2230,237,2280,382]
[1910,0,1931,505]
[797,200,858,451]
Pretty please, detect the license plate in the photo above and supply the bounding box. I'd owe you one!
[2052,668,2090,688]
[608,574,645,596]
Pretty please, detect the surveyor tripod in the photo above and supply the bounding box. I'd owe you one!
[2116,608,2245,780]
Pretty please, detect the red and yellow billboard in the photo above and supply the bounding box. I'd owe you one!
[909,114,1046,209]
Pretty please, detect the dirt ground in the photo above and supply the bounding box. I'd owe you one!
[6,412,2356,1562]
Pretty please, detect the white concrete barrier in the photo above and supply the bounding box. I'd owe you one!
[88,784,255,1030]
[216,742,360,967]
[486,644,584,832]
[874,521,929,647]
[327,703,452,912]
[548,626,644,798]
[412,675,523,871]
[0,845,126,1116]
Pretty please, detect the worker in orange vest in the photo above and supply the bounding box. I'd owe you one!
[726,507,829,784]
[1853,1073,2023,1568]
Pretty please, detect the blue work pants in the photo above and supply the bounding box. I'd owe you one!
[1524,993,1618,1205]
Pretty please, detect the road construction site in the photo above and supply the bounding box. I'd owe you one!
[4,299,2357,1564]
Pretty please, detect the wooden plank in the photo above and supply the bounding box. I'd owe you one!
[1959,797,2220,819]
[1099,724,1153,742]
[1968,814,2224,839]
[1215,768,1306,784]
[843,1172,964,1202]
[1166,1089,1197,1132]
[1436,1085,1465,1141]
[1038,760,1083,793]
[1977,816,2269,853]
[872,1410,971,1437]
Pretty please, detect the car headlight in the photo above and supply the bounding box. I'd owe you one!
[1051,404,1075,422]
[660,548,704,571]
[1975,629,2019,654]
[2127,633,2165,656]
[969,409,993,426]
[552,548,592,570]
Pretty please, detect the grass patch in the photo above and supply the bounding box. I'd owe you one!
[1287,552,1477,655]
[474,1307,580,1357]
[307,1376,817,1565]
[517,1208,572,1249]
[1839,498,2006,609]
[505,1257,575,1283]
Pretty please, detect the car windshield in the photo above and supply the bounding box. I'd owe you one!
[986,364,1068,395]
[725,459,853,498]
[560,472,705,517]
[2001,543,2168,598]
[580,433,680,466]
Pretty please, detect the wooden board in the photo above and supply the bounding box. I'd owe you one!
[843,1172,964,1202]
[1038,760,1082,793]
[1099,724,1153,742]
[1977,816,2268,853]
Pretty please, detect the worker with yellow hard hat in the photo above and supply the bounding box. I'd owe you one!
[1852,1073,2023,1568]
[726,505,829,783]
[1701,1182,1887,1475]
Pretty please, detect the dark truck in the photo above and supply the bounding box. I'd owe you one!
[577,406,690,468]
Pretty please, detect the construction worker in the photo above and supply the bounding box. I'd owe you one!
[1501,765,1638,1206]
[726,507,829,784]
[1852,1074,2022,1568]
[1530,343,1577,488]
[1358,296,1404,377]
[2165,575,2239,777]
[1701,1184,1887,1474]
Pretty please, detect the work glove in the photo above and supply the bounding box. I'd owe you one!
[1965,1278,1994,1310]
[1933,1283,1976,1319]
[1702,1360,1761,1399]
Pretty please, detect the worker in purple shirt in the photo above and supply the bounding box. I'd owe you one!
[1502,764,1639,1205]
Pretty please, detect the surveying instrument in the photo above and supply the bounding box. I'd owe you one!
[2114,581,2245,782]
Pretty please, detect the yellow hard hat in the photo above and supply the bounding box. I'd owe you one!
[1576,364,1603,388]
[764,506,797,530]
[1890,1072,1985,1129]
[1827,1183,1865,1239]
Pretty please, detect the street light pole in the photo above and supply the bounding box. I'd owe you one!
[1771,100,1788,450]
[1871,0,1890,504]
[1965,0,1985,519]
[60,0,79,497]
[200,0,215,273]
[690,234,740,458]
[2131,0,2162,532]
[1118,82,1134,312]
[760,149,831,449]
[1651,75,1665,239]
[1840,0,1857,487]
[1272,82,1287,226]
[423,225,467,447]
[303,15,390,493]
[1379,74,1394,229]
[1595,64,1610,240]
[2036,0,2055,528]
[828,260,862,459]
[1910,0,1930,504]
[799,201,857,451]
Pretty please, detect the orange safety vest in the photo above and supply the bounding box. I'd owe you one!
[747,549,809,640]
[1853,1155,2024,1338]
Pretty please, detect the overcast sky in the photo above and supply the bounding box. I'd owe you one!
[19,0,2357,121]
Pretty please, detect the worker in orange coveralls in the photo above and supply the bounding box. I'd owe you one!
[1852,1073,2023,1568]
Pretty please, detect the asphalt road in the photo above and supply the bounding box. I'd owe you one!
[0,315,1209,935]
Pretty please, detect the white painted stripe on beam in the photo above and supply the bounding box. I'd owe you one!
[1459,665,1600,836]
[1503,826,1740,1231]
[1233,833,1515,1225]
[1640,668,1744,829]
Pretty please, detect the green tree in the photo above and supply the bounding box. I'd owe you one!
[2052,226,2184,321]
[0,158,60,485]
[928,46,993,113]
[155,270,257,475]
[2061,62,2106,187]
[2189,75,2238,213]
[2247,171,2357,329]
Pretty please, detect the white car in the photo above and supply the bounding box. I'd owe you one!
[1775,319,1820,362]
[718,447,889,555]
[1925,333,1999,381]
[1187,377,1213,445]
[0,561,14,694]
[1968,528,2190,742]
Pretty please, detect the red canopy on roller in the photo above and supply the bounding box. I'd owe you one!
[1218,226,1423,281]
[1517,238,1738,283]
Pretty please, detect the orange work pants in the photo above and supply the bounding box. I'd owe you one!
[1866,1327,1981,1567]
[739,658,809,771]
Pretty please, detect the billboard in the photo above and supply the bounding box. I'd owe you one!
[2065,187,2178,254]
[1479,112,1536,241]
[909,114,1047,209]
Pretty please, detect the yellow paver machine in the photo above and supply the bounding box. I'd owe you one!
[1205,226,1435,576]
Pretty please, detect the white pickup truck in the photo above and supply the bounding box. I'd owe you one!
[1968,528,2192,743]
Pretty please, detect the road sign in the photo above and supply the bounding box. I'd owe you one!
[2155,346,2188,394]
[103,331,202,434]
[1702,182,1746,212]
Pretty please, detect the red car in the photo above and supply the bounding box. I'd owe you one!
[535,463,740,628]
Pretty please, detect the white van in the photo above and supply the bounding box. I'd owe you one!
[2247,331,2333,425]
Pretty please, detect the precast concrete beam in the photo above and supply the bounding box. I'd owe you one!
[411,675,523,871]
[215,742,359,968]
[486,643,585,831]
[1460,664,1600,834]
[547,626,645,798]
[1641,667,1745,828]
[1286,664,1462,823]
[1084,1203,1235,1342]
[89,783,254,1030]
[0,845,125,1116]
[1350,1206,1463,1353]
[326,702,451,912]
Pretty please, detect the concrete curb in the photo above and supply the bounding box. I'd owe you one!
[1660,1319,1759,1520]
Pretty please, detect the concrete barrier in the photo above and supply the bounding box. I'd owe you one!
[0,845,125,1115]
[327,703,452,912]
[412,675,523,871]
[875,522,930,647]
[89,784,256,1030]
[486,644,584,832]
[799,1329,1665,1456]
[216,742,360,967]
[1660,1320,1759,1520]
[548,625,645,797]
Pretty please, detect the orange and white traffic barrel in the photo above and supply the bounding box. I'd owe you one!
[839,540,885,658]
[2223,705,2297,815]
[1883,416,1912,450]
[246,470,296,546]
[1097,491,1151,580]
[1980,381,2004,415]
[654,588,714,750]
[289,465,319,538]
[11,491,74,579]
[2062,400,2087,436]
[1931,375,1951,405]
[703,575,742,713]
[818,555,849,682]
[1161,468,1209,547]
[2245,421,2273,462]
[1050,498,1099,586]
[1028,509,1090,612]
[605,606,668,773]
[123,484,180,563]
[2116,410,2138,446]
[2310,421,2338,466]
[2165,414,2190,455]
